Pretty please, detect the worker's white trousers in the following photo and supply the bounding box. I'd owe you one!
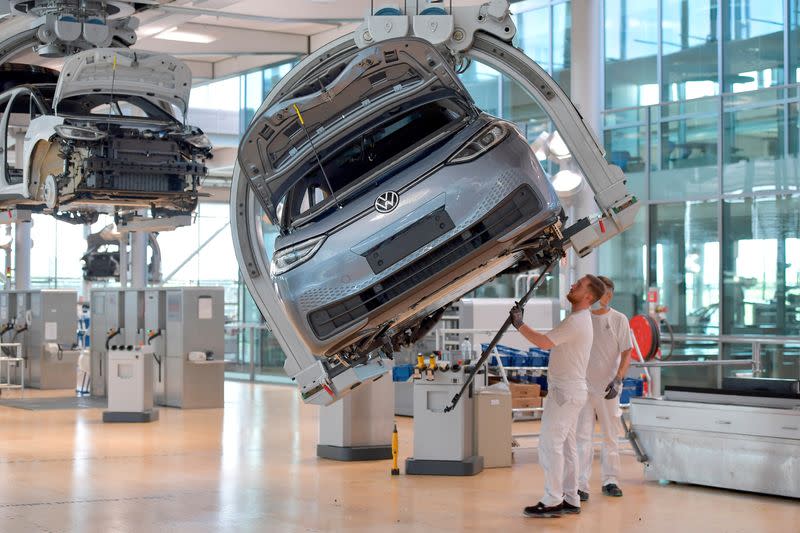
[576,392,622,491]
[538,388,587,507]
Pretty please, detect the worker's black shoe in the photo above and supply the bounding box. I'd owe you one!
[602,483,623,497]
[560,501,581,514]
[578,490,589,502]
[523,502,563,518]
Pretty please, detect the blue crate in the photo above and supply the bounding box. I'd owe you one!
[528,355,549,367]
[620,377,644,403]
[510,354,527,367]
[528,347,550,356]
[533,374,548,391]
[392,364,415,382]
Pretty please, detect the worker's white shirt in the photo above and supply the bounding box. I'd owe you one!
[586,307,632,394]
[545,308,593,396]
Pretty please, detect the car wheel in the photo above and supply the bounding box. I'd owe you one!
[43,174,59,209]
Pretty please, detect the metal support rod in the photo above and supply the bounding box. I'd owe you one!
[13,218,30,290]
[249,327,256,382]
[81,224,91,301]
[631,360,751,368]
[752,342,762,377]
[444,257,558,412]
[131,230,148,289]
[118,232,129,288]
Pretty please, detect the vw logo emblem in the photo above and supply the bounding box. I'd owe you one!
[375,190,399,213]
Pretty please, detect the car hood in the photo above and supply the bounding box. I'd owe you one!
[238,37,475,222]
[53,48,192,115]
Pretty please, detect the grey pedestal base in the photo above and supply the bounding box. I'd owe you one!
[102,409,159,423]
[317,444,392,461]
[405,456,484,476]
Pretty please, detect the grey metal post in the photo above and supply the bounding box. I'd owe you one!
[81,224,91,300]
[118,233,129,288]
[3,225,11,290]
[752,342,762,377]
[131,230,148,289]
[570,0,602,279]
[14,217,31,290]
[249,327,255,382]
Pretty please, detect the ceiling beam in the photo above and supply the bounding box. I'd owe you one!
[310,23,359,52]
[158,5,361,27]
[133,22,308,56]
[181,59,214,80]
[210,53,300,80]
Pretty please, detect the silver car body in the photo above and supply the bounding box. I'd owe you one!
[0,49,208,219]
[238,37,562,360]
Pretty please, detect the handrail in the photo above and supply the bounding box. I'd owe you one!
[664,333,800,345]
[602,81,800,116]
[631,360,752,368]
[224,322,271,331]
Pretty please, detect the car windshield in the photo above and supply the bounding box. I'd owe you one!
[51,91,178,122]
[281,97,468,228]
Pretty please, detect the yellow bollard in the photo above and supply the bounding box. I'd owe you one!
[391,423,399,476]
[413,354,425,379]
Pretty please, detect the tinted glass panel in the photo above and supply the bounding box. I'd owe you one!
[605,0,659,109]
[722,195,800,336]
[662,0,719,101]
[723,0,784,92]
[284,99,464,225]
[650,201,720,334]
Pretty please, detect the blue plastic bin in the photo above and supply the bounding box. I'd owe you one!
[392,364,414,382]
[620,377,644,403]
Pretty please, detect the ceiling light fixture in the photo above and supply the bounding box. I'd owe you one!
[154,29,217,44]
[551,169,584,198]
[137,25,178,38]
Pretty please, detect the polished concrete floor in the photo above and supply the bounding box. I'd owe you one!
[0,382,796,532]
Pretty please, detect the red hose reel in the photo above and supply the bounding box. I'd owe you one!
[630,314,661,361]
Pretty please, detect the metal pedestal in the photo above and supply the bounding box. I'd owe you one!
[317,368,393,462]
[405,366,483,476]
[103,346,158,424]
[631,395,800,498]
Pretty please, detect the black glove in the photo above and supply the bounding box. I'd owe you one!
[509,303,524,329]
[604,377,623,400]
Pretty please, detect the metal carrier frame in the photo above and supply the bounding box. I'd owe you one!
[229,0,640,405]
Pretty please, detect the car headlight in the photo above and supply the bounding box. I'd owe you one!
[447,122,509,164]
[271,235,326,276]
[54,124,107,141]
[185,133,212,149]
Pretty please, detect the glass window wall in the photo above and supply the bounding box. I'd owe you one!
[598,207,647,318]
[722,195,800,336]
[652,111,719,200]
[662,0,719,102]
[650,201,720,334]
[552,2,572,94]
[722,0,784,92]
[722,86,800,195]
[604,0,659,109]
[792,0,800,83]
[604,125,649,200]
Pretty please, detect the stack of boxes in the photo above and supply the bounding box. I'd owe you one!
[509,382,543,410]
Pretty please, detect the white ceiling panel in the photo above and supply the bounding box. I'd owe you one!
[2,0,500,82]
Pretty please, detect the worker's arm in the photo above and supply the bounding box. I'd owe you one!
[614,348,632,381]
[517,323,555,350]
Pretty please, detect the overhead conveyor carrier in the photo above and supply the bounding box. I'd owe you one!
[230,0,640,406]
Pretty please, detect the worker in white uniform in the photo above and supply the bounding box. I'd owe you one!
[576,275,632,500]
[510,274,607,518]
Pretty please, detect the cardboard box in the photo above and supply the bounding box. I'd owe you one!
[509,383,541,398]
[512,396,543,409]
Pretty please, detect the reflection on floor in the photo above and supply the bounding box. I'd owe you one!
[0,382,796,532]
